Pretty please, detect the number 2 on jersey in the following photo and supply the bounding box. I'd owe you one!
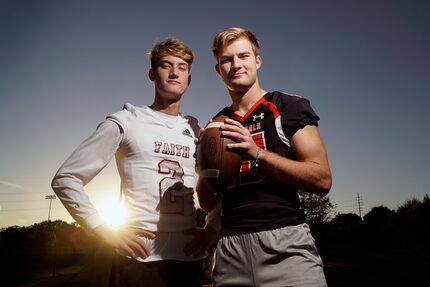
[158,159,187,214]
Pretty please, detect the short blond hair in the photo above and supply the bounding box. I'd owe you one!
[148,38,194,70]
[211,27,260,60]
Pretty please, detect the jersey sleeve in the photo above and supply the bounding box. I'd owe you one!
[275,92,320,139]
[105,103,137,138]
[51,121,123,230]
[184,115,200,138]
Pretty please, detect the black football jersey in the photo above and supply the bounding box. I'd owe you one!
[215,91,320,231]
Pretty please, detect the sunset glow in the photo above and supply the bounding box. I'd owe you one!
[97,198,127,228]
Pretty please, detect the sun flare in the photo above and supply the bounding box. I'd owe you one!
[97,198,127,228]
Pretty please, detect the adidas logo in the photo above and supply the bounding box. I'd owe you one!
[182,129,192,138]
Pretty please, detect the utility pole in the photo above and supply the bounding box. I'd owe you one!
[356,193,363,218]
[45,195,56,221]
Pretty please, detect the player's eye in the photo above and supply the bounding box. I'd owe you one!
[160,63,171,69]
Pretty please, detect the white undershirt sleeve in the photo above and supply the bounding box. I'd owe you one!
[51,120,122,230]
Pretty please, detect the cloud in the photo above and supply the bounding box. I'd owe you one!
[0,179,22,189]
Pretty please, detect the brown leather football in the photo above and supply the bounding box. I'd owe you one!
[197,115,243,187]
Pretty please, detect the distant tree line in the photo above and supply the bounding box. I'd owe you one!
[0,220,98,285]
[299,193,430,249]
[1,195,429,254]
[299,193,430,286]
[326,194,429,247]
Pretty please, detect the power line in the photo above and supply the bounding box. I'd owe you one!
[333,199,356,203]
[336,205,358,209]
[1,199,46,203]
[0,206,63,212]
[0,192,49,196]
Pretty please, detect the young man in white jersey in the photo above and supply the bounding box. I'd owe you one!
[52,38,218,287]
[197,27,332,286]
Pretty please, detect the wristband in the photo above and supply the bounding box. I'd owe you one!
[250,147,261,170]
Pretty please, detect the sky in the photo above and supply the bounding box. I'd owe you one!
[1,0,429,228]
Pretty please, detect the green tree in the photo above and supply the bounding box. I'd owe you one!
[331,213,362,226]
[363,205,395,228]
[298,191,336,223]
[394,195,430,249]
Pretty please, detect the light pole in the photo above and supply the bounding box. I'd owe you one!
[45,195,56,221]
[45,194,57,276]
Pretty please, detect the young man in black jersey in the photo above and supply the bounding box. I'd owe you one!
[198,27,332,286]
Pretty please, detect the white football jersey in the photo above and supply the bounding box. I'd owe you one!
[107,104,200,233]
[52,103,204,262]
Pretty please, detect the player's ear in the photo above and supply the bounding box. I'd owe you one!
[188,74,192,86]
[256,55,262,70]
[148,68,155,81]
[215,64,221,75]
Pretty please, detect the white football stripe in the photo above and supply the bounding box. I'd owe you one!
[199,169,220,178]
[206,122,223,129]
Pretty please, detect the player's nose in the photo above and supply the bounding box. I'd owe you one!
[231,56,241,68]
[169,67,179,78]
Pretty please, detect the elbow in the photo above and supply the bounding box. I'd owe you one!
[316,172,332,197]
[50,173,68,195]
[308,171,332,197]
[317,183,331,197]
[51,174,64,192]
[51,176,59,192]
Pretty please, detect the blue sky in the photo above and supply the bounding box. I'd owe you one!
[1,0,429,228]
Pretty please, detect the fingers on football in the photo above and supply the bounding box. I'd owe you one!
[223,118,245,129]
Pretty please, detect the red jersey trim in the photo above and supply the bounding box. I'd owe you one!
[231,95,281,121]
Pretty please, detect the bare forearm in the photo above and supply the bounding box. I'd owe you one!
[258,149,332,196]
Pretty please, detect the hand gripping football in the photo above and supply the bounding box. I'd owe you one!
[197,115,243,187]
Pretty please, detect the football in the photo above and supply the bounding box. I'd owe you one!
[196,115,243,187]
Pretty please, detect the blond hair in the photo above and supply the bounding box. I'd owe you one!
[211,27,260,60]
[148,38,194,70]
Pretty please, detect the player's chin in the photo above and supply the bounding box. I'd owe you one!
[227,82,251,94]
[163,89,186,100]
